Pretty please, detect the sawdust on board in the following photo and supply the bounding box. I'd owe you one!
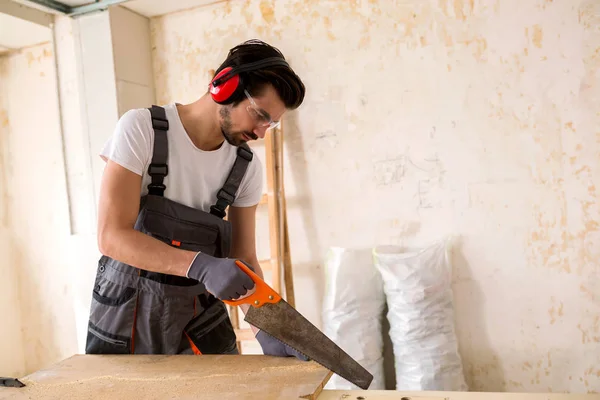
[16,378,237,400]
[15,356,331,400]
[18,375,311,400]
[21,373,237,386]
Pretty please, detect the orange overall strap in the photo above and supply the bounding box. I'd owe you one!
[184,331,202,355]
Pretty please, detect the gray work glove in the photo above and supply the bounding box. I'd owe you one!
[186,252,255,301]
[256,330,310,361]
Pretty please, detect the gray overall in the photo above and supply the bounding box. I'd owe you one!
[85,105,254,355]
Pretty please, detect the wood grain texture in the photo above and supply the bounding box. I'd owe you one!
[264,128,282,294]
[0,355,332,400]
[276,121,296,308]
[317,391,600,400]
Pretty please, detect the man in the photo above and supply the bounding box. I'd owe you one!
[85,39,307,359]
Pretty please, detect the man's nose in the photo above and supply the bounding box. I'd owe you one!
[253,125,269,139]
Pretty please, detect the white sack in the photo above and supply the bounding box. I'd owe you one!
[322,247,386,390]
[373,237,467,391]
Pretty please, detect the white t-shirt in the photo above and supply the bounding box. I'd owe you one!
[100,103,263,211]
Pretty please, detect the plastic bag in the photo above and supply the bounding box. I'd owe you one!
[322,247,386,390]
[373,237,467,391]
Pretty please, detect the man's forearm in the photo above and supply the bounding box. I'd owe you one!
[100,228,196,277]
[102,228,262,335]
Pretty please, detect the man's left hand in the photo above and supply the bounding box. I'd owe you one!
[255,330,309,361]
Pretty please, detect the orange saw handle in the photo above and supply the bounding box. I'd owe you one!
[223,260,282,307]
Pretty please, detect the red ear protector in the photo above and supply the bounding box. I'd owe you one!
[209,57,290,104]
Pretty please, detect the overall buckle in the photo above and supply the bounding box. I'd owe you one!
[148,164,168,176]
[210,205,226,218]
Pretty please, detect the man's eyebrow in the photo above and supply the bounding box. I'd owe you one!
[259,108,272,120]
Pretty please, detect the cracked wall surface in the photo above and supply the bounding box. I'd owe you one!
[0,42,79,377]
[150,0,600,392]
[0,0,598,392]
[0,47,25,379]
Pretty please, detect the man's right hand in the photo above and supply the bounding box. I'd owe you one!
[186,253,255,300]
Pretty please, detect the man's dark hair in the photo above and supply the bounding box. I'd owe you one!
[212,39,305,109]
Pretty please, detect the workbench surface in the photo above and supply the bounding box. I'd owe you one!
[2,355,598,400]
[0,354,332,400]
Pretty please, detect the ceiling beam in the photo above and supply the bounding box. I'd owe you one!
[23,0,68,13]
[21,0,131,17]
[0,0,54,26]
[68,0,130,16]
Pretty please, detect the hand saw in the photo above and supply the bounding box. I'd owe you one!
[223,261,373,390]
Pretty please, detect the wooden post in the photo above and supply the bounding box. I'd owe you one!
[275,123,295,307]
[264,128,282,294]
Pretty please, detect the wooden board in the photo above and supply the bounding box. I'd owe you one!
[0,355,333,400]
[317,390,600,400]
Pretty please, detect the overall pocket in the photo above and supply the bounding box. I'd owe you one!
[141,209,220,255]
[85,262,139,354]
[86,321,131,354]
[183,297,238,355]
[136,195,232,257]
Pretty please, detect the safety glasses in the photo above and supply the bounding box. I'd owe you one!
[244,89,280,130]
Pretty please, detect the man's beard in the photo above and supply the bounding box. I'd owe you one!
[219,106,257,147]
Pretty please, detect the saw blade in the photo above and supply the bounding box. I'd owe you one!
[245,300,373,390]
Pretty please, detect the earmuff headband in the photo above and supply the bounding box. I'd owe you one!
[211,57,290,87]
